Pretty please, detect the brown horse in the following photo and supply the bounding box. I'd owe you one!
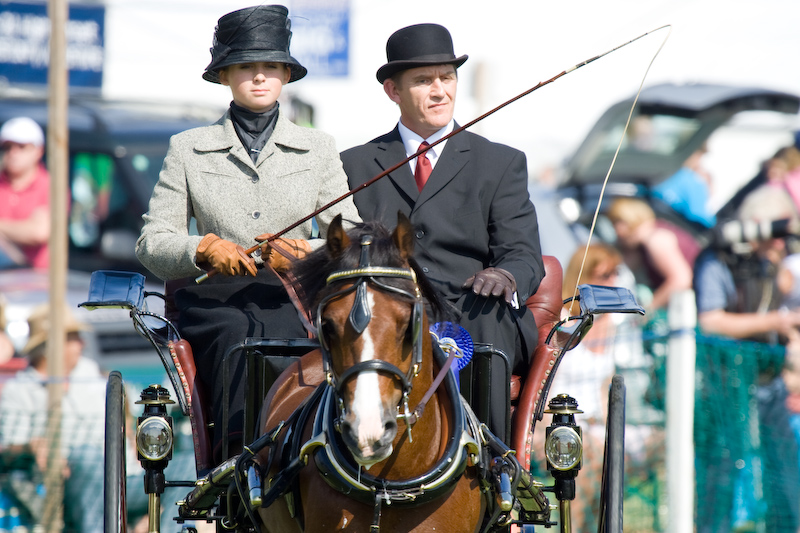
[256,212,485,532]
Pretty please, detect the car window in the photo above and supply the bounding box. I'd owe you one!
[597,113,703,157]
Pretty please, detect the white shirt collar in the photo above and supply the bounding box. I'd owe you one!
[397,120,454,171]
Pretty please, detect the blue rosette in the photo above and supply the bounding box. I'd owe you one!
[430,322,474,388]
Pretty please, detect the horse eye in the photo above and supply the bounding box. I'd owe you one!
[321,319,337,342]
[402,322,414,344]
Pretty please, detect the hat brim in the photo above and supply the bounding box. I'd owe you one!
[376,54,468,84]
[23,322,89,355]
[203,50,307,84]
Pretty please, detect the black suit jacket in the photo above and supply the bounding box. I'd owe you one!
[340,124,544,302]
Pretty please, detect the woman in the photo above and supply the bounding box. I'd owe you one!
[135,5,360,462]
[606,197,697,311]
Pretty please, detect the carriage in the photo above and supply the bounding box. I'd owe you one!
[84,215,644,533]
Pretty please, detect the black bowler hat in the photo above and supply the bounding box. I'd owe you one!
[376,23,468,84]
[203,5,307,84]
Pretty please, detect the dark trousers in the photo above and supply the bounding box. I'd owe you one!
[175,271,306,461]
[453,291,537,439]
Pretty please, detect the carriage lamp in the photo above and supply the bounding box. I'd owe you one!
[545,426,582,471]
[544,394,583,498]
[137,416,173,461]
[136,385,175,484]
[135,384,176,533]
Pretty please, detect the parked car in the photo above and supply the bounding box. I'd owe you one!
[550,82,800,251]
[0,92,224,280]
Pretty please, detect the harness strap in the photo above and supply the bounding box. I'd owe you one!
[405,342,458,425]
[371,492,383,532]
[259,384,326,512]
[259,246,316,336]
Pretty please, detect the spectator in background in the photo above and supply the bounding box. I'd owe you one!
[774,145,800,211]
[606,197,698,312]
[652,142,716,228]
[0,304,105,532]
[0,297,15,365]
[694,184,800,533]
[0,117,50,270]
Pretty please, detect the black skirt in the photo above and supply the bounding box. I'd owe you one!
[175,270,308,459]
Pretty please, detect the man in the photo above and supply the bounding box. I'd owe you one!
[0,117,50,270]
[694,185,800,533]
[340,23,544,438]
[0,304,105,532]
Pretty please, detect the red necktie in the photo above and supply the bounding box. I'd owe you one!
[414,141,431,191]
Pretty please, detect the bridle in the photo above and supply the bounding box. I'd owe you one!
[315,235,425,416]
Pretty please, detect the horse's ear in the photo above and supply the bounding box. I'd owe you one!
[393,210,415,261]
[326,214,350,258]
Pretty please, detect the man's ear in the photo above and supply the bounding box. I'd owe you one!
[384,79,401,104]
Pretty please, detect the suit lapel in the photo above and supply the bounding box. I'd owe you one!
[415,126,470,210]
[374,127,419,202]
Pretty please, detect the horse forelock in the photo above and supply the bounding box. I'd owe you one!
[292,220,445,316]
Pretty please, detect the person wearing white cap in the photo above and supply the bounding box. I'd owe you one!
[0,116,50,270]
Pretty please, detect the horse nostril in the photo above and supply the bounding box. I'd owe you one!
[384,419,397,434]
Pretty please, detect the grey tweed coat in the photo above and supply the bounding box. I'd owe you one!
[136,108,361,281]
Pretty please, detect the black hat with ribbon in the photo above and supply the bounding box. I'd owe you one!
[376,23,468,84]
[203,5,307,84]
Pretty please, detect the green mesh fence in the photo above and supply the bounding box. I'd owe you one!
[642,315,800,533]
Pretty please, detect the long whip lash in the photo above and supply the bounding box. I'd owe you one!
[567,24,672,313]
[197,24,672,284]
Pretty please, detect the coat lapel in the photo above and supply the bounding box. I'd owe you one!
[256,113,314,168]
[374,127,419,202]
[415,125,470,210]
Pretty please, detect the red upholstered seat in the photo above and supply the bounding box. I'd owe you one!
[511,256,563,468]
[164,278,215,475]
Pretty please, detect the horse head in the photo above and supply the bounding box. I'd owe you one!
[300,212,433,468]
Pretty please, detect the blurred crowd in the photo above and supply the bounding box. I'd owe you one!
[539,135,800,532]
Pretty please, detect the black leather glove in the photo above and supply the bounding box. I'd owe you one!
[462,267,517,306]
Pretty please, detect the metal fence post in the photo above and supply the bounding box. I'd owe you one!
[665,289,696,533]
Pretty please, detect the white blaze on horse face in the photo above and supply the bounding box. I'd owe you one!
[350,291,391,458]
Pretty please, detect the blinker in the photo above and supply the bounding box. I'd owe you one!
[349,235,373,334]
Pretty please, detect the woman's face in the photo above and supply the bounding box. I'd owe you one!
[219,62,290,113]
[612,220,635,247]
[587,259,619,286]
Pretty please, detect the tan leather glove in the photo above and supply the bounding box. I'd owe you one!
[462,267,517,306]
[196,233,257,277]
[255,233,312,272]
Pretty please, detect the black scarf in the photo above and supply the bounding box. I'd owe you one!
[229,101,280,163]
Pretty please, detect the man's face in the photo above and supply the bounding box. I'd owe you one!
[384,64,457,139]
[1,142,44,178]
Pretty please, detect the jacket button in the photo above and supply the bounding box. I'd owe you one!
[251,176,259,183]
[415,230,424,239]
[422,267,429,273]
[252,211,261,219]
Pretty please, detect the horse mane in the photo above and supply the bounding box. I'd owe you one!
[291,219,450,322]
